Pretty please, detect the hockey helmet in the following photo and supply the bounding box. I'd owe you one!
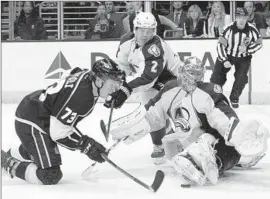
[133,12,157,30]
[180,56,205,92]
[92,58,125,82]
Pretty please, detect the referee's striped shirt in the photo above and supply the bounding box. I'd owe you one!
[217,21,263,63]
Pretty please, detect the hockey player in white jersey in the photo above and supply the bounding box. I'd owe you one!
[108,56,269,186]
[104,12,182,163]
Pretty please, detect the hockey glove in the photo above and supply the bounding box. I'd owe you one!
[104,82,132,109]
[77,135,107,163]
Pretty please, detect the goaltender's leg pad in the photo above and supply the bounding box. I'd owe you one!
[172,134,219,185]
[172,152,206,186]
[36,166,63,185]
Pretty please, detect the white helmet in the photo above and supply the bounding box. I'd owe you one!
[133,12,157,29]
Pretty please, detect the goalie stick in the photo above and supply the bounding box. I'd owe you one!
[101,153,165,192]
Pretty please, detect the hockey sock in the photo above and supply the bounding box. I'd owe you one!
[14,162,42,184]
[150,128,166,145]
[8,144,31,161]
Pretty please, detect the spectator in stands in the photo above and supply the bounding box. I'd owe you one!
[105,1,124,38]
[84,4,115,40]
[203,1,213,17]
[244,1,269,37]
[254,1,270,13]
[183,4,206,38]
[207,1,231,38]
[166,1,188,29]
[123,2,136,33]
[123,1,143,34]
[126,1,135,16]
[123,1,181,38]
[202,1,213,35]
[14,1,47,40]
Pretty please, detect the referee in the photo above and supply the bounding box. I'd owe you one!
[210,7,263,108]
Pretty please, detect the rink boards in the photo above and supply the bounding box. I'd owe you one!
[2,39,270,104]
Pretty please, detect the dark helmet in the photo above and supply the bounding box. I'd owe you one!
[92,58,125,81]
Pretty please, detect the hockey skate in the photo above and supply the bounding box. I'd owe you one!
[1,150,20,178]
[151,145,166,165]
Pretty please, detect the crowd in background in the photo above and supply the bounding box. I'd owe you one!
[1,1,270,41]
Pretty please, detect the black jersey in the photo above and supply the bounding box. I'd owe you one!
[15,69,98,149]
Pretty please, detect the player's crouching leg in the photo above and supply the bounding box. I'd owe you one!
[36,166,63,185]
[2,150,62,185]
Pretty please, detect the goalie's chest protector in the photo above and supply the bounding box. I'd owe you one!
[168,90,202,138]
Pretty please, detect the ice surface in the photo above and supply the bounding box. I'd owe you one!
[2,103,270,199]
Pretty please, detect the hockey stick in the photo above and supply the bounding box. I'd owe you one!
[81,137,126,178]
[82,100,116,178]
[100,99,115,142]
[101,153,165,192]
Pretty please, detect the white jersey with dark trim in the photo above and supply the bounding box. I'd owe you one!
[144,80,238,145]
[116,33,181,93]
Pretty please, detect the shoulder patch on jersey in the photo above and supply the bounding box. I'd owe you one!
[213,84,222,93]
[148,44,160,57]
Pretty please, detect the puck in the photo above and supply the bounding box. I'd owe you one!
[181,184,191,188]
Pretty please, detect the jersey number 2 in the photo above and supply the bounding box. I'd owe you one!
[61,107,77,124]
[151,61,158,73]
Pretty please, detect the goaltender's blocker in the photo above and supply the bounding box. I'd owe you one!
[108,56,269,186]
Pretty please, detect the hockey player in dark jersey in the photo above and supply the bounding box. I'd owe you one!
[1,58,125,185]
[104,12,182,164]
[108,56,269,186]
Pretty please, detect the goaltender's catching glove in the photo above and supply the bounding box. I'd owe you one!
[104,81,132,109]
[77,135,107,163]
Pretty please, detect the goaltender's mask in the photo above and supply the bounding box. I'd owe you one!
[180,56,205,93]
